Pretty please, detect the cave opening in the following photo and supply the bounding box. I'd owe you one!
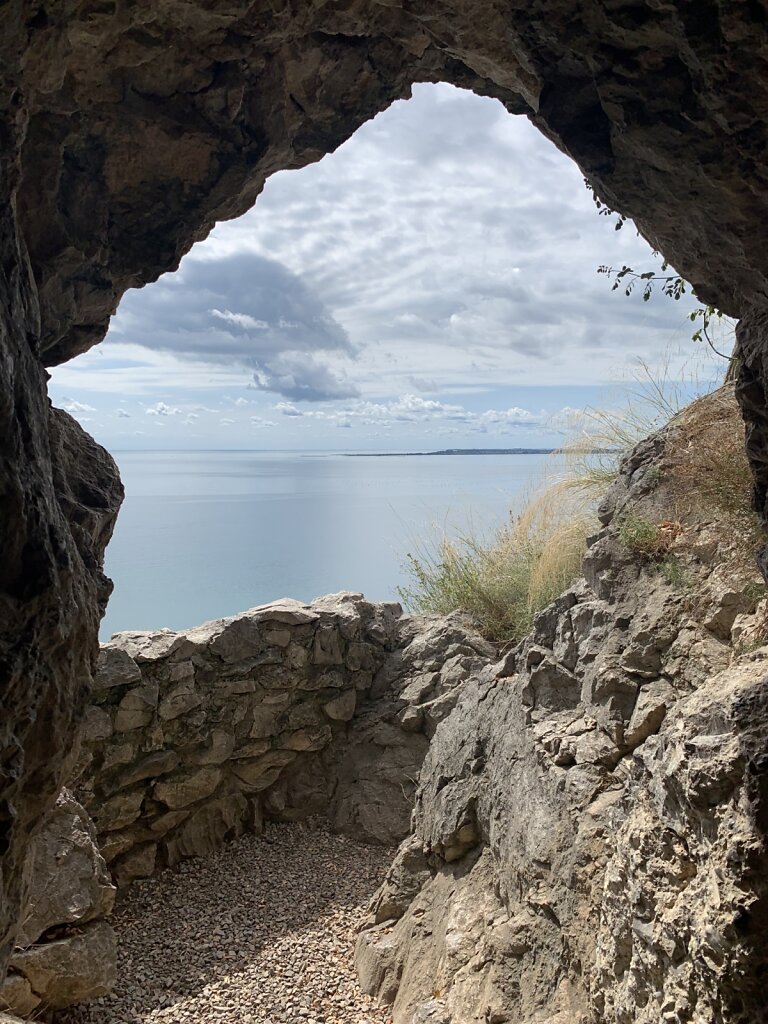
[47,82,708,642]
[4,6,768,1022]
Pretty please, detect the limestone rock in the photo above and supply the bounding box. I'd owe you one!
[17,790,115,947]
[323,690,357,721]
[154,768,222,809]
[111,843,157,887]
[10,920,117,1010]
[114,681,159,732]
[95,645,141,690]
[7,0,768,994]
[357,418,768,1023]
[0,972,40,1018]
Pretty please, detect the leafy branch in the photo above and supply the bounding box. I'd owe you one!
[597,263,687,302]
[597,264,730,360]
[586,179,735,369]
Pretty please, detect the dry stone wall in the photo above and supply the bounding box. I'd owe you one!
[70,593,496,888]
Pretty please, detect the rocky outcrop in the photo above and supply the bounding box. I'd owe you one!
[357,403,768,1023]
[70,594,495,884]
[0,791,116,1018]
[0,392,123,975]
[4,0,768,1003]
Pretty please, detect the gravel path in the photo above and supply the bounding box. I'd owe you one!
[59,822,394,1024]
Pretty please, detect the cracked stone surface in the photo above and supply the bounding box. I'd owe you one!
[357,392,768,1023]
[4,2,768,1014]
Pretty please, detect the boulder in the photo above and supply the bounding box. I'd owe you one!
[0,792,117,1015]
[17,790,115,948]
[9,920,116,1010]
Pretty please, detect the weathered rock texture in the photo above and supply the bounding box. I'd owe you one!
[0,790,116,1018]
[70,594,494,885]
[5,0,768,1005]
[357,396,768,1023]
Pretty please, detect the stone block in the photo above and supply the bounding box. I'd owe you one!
[265,628,292,647]
[94,645,141,690]
[231,738,271,759]
[248,599,320,625]
[324,689,357,721]
[17,790,115,947]
[214,678,257,698]
[111,842,157,887]
[169,660,194,681]
[96,788,146,832]
[313,623,343,665]
[10,920,116,1010]
[279,725,332,752]
[81,705,113,743]
[154,767,222,809]
[149,810,190,835]
[163,793,248,866]
[101,739,138,772]
[190,728,236,764]
[114,680,159,732]
[158,679,204,720]
[230,751,297,792]
[346,642,379,672]
[0,971,40,1017]
[115,749,180,789]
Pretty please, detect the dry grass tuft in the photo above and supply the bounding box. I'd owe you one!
[399,485,595,645]
[666,385,753,523]
[400,382,766,646]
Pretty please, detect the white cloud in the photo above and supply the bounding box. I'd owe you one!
[48,83,715,451]
[146,402,181,416]
[268,393,545,434]
[276,402,303,417]
[210,309,269,330]
[63,399,96,413]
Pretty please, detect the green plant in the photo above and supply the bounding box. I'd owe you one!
[742,581,768,608]
[658,556,692,591]
[586,182,736,372]
[618,512,675,559]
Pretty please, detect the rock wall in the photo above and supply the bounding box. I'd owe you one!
[70,594,495,886]
[357,402,768,1023]
[5,0,768,986]
[5,0,768,1000]
[0,790,116,1018]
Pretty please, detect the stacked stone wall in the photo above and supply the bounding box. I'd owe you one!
[70,594,495,887]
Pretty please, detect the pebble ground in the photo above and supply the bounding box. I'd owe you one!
[59,822,394,1024]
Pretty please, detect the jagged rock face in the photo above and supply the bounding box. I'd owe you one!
[357,400,768,1023]
[0,375,122,977]
[4,0,768,999]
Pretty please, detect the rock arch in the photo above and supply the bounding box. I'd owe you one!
[3,0,768,984]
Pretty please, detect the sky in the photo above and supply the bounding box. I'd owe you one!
[48,82,721,452]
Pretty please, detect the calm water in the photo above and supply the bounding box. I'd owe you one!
[100,450,549,639]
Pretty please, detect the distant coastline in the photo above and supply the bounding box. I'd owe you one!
[346,448,557,457]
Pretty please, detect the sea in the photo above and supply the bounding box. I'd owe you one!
[99,449,551,640]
